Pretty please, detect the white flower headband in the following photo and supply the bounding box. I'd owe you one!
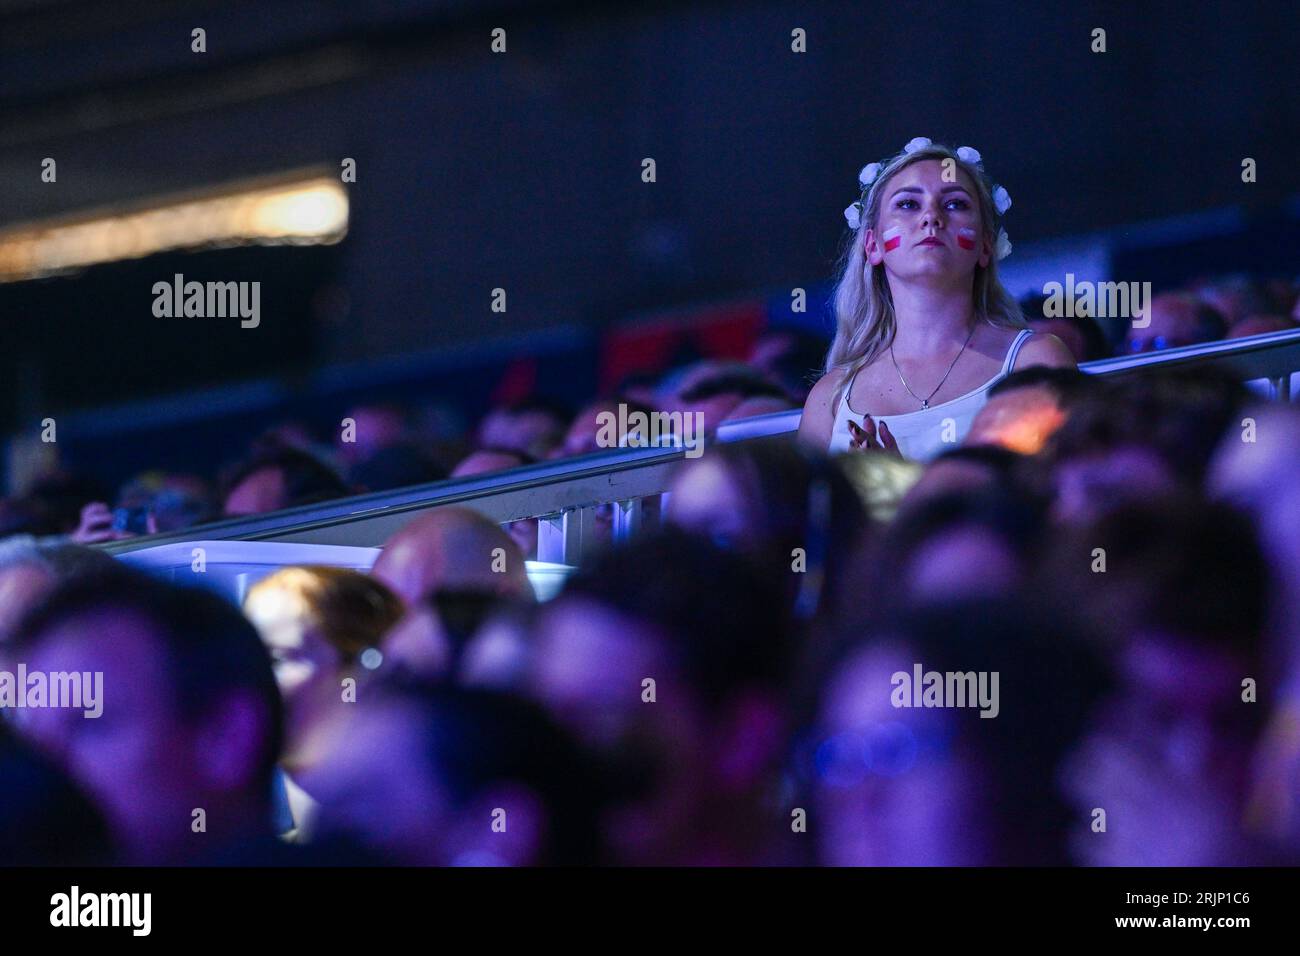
[844,136,1013,261]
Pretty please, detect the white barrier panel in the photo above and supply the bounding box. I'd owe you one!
[116,539,574,604]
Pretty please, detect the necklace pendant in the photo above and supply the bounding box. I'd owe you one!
[921,400,929,409]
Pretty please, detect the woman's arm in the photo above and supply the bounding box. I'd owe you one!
[797,372,840,450]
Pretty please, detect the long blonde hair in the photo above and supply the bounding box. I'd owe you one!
[825,142,1025,405]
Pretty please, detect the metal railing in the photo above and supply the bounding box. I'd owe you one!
[100,328,1300,566]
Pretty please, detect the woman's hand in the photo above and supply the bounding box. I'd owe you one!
[847,416,902,458]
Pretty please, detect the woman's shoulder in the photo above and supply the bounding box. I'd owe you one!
[1011,328,1077,370]
[798,369,848,448]
[978,322,1076,370]
[805,368,849,407]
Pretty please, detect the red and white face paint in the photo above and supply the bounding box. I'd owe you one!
[882,227,903,253]
[956,227,978,251]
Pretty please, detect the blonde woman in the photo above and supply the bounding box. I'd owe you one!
[799,138,1074,460]
[244,566,403,840]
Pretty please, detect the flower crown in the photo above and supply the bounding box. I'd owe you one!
[844,136,1013,261]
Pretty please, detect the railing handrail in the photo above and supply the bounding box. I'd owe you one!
[99,441,692,554]
[98,328,1300,557]
[715,328,1300,443]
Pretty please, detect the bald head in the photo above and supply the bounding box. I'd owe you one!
[371,507,533,605]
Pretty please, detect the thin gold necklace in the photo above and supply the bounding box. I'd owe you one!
[890,324,976,410]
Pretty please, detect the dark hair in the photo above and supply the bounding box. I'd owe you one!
[13,568,284,801]
[219,447,349,510]
[1190,300,1230,342]
[886,485,1043,570]
[674,441,868,620]
[1019,294,1111,360]
[1044,494,1268,660]
[18,471,114,535]
[496,396,574,423]
[804,597,1114,865]
[988,365,1093,405]
[376,681,609,865]
[418,588,515,678]
[753,329,836,397]
[0,540,119,581]
[0,497,57,538]
[1049,369,1248,484]
[928,443,1027,478]
[0,724,113,865]
[679,371,789,404]
[348,443,448,492]
[561,529,793,711]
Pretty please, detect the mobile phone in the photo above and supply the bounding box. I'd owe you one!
[112,505,150,535]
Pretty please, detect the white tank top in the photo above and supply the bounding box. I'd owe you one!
[828,329,1033,462]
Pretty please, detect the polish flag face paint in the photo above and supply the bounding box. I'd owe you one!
[956,227,977,251]
[882,227,903,253]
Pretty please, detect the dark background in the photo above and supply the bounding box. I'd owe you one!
[1,0,1296,431]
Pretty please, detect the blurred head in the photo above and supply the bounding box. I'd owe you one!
[371,506,533,607]
[1060,632,1268,865]
[560,398,657,458]
[244,567,403,770]
[1227,313,1298,339]
[1196,276,1272,327]
[220,448,350,517]
[1019,294,1110,362]
[966,366,1090,455]
[11,570,282,863]
[477,399,570,460]
[1044,496,1267,660]
[0,541,118,647]
[677,370,790,434]
[527,531,792,864]
[1046,370,1246,524]
[748,329,833,400]
[1047,498,1270,864]
[1126,292,1226,353]
[307,683,608,865]
[1209,402,1300,521]
[878,486,1042,606]
[804,599,1111,865]
[666,441,868,618]
[335,403,412,466]
[348,444,446,493]
[384,588,521,684]
[898,444,1024,513]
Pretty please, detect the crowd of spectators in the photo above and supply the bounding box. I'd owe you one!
[1,272,1300,865]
